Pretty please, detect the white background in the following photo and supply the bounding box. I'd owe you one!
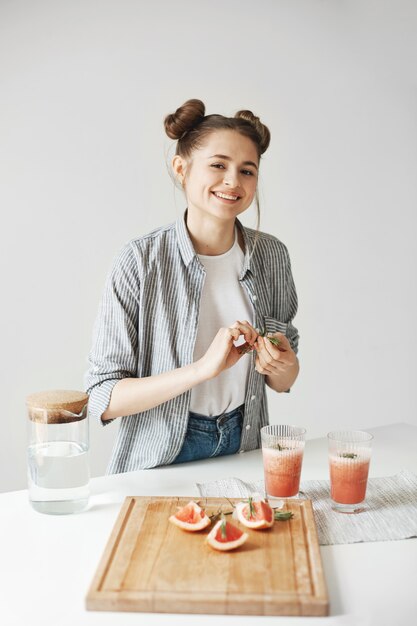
[1,0,416,493]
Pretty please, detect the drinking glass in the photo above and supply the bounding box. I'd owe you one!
[327,430,373,513]
[261,425,306,498]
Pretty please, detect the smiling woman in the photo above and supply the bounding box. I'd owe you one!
[171,129,260,255]
[84,98,299,475]
[167,99,269,246]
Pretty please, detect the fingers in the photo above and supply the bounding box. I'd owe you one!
[230,320,258,346]
[254,336,277,373]
[269,332,291,351]
[254,332,297,375]
[224,324,295,367]
[237,341,253,356]
[255,351,275,375]
[257,333,291,357]
[227,327,241,342]
[255,334,280,359]
[254,333,295,365]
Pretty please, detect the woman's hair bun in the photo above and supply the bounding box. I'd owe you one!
[164,99,206,140]
[234,109,271,154]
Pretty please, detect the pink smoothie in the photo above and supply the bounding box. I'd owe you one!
[329,454,370,504]
[262,446,304,497]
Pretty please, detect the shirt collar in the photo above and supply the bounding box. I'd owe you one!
[236,217,253,278]
[175,209,254,277]
[175,209,197,267]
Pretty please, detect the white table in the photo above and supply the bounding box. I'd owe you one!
[1,423,416,626]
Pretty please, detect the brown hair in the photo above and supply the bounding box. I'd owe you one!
[164,99,271,234]
[164,98,270,160]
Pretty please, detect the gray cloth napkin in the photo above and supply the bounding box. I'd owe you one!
[196,469,417,546]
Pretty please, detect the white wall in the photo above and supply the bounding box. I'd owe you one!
[1,0,416,493]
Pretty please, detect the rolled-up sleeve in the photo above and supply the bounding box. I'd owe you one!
[283,249,299,355]
[268,240,299,355]
[84,242,140,425]
[267,241,299,394]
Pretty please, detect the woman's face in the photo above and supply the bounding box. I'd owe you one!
[173,129,259,224]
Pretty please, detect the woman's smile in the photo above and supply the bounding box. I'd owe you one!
[211,190,241,203]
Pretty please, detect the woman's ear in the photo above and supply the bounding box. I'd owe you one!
[172,155,186,187]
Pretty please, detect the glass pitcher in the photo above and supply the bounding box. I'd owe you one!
[26,389,90,514]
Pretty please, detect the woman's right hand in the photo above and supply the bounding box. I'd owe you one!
[196,320,258,380]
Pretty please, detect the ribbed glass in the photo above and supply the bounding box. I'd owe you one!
[261,425,306,498]
[327,430,373,513]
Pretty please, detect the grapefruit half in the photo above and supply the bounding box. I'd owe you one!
[206,519,249,551]
[235,497,274,529]
[169,501,211,532]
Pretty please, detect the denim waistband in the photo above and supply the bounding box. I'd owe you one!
[188,404,245,427]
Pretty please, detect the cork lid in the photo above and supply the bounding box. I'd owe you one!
[26,389,88,424]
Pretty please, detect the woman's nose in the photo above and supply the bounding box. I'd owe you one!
[224,170,239,186]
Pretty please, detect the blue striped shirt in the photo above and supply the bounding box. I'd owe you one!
[84,211,299,474]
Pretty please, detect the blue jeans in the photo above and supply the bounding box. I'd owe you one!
[171,404,244,464]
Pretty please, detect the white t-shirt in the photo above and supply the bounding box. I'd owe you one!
[189,228,254,416]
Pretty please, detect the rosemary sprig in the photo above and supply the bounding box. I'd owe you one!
[210,496,293,524]
[258,328,281,347]
[209,505,234,524]
[339,453,358,459]
[246,496,256,520]
[274,511,294,521]
[271,442,288,451]
[237,329,281,355]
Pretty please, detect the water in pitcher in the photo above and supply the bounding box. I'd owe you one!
[28,441,90,514]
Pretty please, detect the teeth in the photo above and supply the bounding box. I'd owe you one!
[214,191,239,201]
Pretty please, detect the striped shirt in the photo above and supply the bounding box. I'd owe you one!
[84,210,299,474]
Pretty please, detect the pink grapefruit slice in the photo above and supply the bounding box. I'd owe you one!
[206,519,248,551]
[169,501,211,532]
[235,497,274,529]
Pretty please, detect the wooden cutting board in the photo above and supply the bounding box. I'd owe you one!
[86,496,329,616]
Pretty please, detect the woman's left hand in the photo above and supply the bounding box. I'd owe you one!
[254,332,299,390]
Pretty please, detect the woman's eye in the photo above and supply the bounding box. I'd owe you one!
[210,163,255,176]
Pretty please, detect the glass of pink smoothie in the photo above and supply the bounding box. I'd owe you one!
[327,430,373,513]
[261,425,306,499]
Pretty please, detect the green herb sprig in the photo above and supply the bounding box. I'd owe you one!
[258,328,281,347]
[246,496,256,520]
[274,511,294,521]
[209,508,233,524]
[237,328,281,355]
[270,442,289,451]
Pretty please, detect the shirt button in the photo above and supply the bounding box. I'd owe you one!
[251,395,256,401]
[253,295,257,301]
[245,424,251,430]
